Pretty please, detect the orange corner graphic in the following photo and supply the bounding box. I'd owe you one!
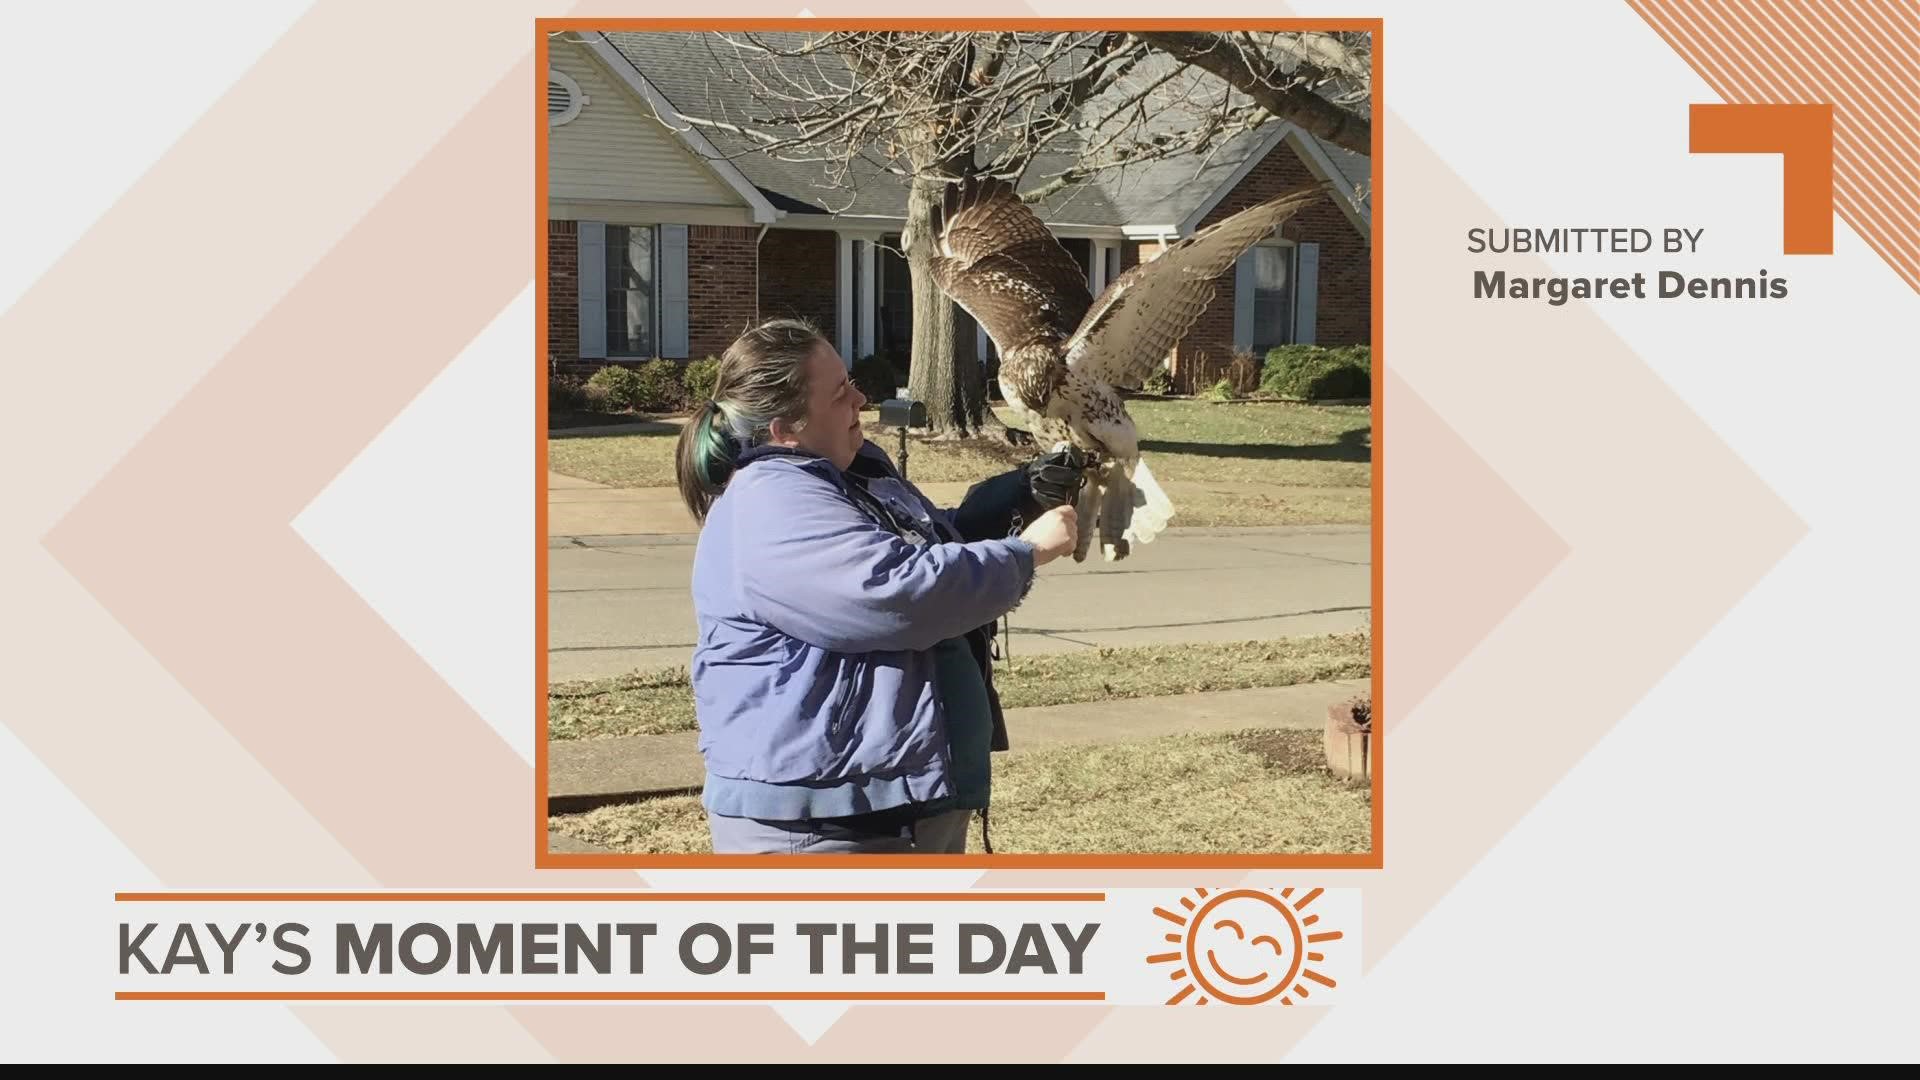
[1689,103,1834,255]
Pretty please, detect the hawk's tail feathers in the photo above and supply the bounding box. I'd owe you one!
[940,173,1013,239]
[1098,459,1135,562]
[1072,468,1100,563]
[1121,457,1174,549]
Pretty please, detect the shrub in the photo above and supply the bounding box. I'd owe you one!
[580,382,615,412]
[549,371,587,411]
[1204,378,1236,401]
[851,353,897,404]
[1142,367,1173,396]
[586,365,644,410]
[632,358,684,412]
[682,357,721,404]
[1260,345,1371,402]
[1332,345,1372,378]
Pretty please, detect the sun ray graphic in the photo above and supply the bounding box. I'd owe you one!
[1146,887,1339,1006]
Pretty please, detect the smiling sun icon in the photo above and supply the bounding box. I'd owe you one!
[1147,887,1342,1006]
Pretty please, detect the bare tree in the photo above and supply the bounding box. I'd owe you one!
[623,29,1369,439]
[1131,31,1371,157]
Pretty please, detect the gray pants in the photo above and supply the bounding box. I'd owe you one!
[708,807,973,854]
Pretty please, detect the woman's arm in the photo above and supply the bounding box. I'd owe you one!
[946,448,1090,542]
[947,467,1035,542]
[733,471,1037,653]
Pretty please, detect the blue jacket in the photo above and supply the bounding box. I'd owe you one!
[690,439,1038,822]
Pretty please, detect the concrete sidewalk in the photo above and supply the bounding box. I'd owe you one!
[550,473,699,536]
[548,677,1367,811]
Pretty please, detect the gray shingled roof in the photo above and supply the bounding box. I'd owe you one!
[599,30,1367,228]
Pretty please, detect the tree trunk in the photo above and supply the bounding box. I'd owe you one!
[904,175,1006,439]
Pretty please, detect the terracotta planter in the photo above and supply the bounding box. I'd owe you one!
[1324,696,1373,783]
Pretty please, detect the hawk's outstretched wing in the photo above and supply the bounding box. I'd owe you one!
[1062,183,1328,390]
[928,174,1093,355]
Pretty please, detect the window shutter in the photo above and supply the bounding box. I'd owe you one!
[1294,242,1319,345]
[577,221,607,360]
[1232,251,1255,352]
[660,224,689,359]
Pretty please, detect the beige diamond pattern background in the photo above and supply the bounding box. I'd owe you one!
[1,0,1822,1061]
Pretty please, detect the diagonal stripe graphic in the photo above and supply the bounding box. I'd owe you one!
[1629,0,1920,293]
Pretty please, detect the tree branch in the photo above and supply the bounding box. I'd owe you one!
[1130,30,1370,154]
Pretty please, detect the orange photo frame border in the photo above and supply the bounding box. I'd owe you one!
[534,17,1385,870]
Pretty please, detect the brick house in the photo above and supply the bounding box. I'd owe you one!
[546,31,1371,389]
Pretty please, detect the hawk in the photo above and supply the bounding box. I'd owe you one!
[927,173,1327,561]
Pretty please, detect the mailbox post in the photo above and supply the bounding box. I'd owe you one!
[878,397,928,481]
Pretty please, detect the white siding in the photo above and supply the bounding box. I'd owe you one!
[549,43,743,207]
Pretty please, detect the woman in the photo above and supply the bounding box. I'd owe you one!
[674,318,1084,855]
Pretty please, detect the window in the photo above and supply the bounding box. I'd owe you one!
[547,70,586,126]
[1250,243,1297,353]
[606,225,656,357]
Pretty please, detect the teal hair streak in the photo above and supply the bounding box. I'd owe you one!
[694,403,737,490]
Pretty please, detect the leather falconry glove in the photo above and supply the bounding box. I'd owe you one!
[1026,445,1090,510]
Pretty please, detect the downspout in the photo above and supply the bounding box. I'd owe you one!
[1159,229,1177,384]
[753,211,783,323]
[754,222,770,322]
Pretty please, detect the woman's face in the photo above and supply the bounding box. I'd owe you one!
[780,341,868,470]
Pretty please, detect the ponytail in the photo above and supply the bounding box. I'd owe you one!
[675,399,739,524]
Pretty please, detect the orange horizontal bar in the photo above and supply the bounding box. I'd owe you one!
[115,892,1105,903]
[117,991,1104,1002]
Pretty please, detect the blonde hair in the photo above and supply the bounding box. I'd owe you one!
[674,318,828,523]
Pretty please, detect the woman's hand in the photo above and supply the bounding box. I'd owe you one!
[1019,505,1080,566]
